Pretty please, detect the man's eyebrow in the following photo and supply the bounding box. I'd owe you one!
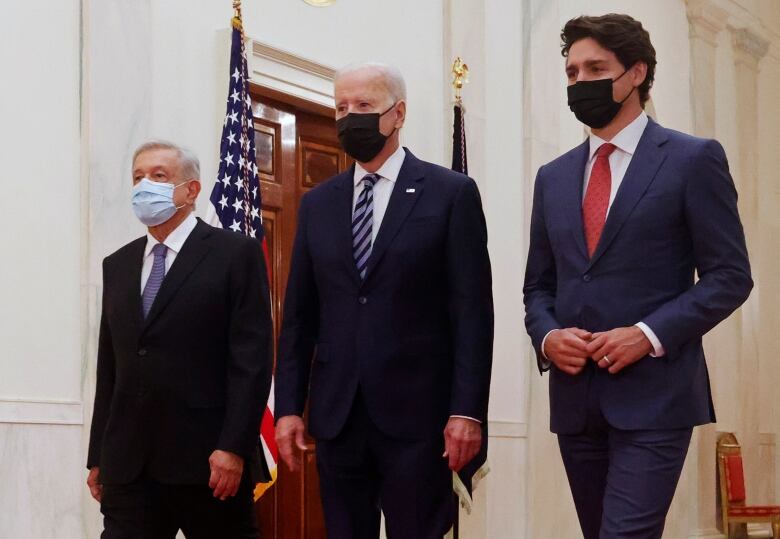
[583,59,608,67]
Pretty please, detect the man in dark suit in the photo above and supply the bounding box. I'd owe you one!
[274,63,494,539]
[86,141,273,538]
[524,14,753,539]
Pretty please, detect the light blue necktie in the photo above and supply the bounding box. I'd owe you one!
[352,174,379,280]
[142,243,168,318]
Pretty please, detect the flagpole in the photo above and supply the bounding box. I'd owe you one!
[450,57,471,539]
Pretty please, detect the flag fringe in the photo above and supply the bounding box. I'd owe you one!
[253,466,278,501]
[452,462,490,515]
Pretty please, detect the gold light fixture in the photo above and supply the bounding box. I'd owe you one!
[303,0,336,6]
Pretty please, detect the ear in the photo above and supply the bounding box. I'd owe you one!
[394,100,406,128]
[186,180,202,204]
[631,61,648,89]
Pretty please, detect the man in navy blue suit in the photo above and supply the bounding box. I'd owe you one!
[274,63,494,539]
[523,14,752,539]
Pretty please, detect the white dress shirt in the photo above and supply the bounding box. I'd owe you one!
[140,213,198,293]
[352,145,407,242]
[542,111,665,360]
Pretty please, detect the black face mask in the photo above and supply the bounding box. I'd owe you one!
[336,104,397,163]
[567,70,634,129]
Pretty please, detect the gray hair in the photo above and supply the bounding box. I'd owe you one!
[334,62,407,105]
[132,140,201,180]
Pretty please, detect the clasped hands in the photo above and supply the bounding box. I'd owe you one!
[543,326,653,375]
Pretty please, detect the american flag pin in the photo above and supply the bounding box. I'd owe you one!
[406,188,416,193]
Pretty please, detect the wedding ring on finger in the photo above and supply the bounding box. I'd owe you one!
[602,355,611,365]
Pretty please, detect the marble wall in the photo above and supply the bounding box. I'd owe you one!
[1,0,778,537]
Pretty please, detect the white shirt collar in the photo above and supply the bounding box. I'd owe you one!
[353,145,407,186]
[588,111,649,161]
[144,213,198,257]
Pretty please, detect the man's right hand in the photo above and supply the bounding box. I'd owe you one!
[275,415,308,472]
[87,467,102,503]
[543,327,592,375]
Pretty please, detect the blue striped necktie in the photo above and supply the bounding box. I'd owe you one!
[352,174,379,280]
[142,243,168,318]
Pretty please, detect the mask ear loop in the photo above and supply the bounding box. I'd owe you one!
[379,102,400,138]
[613,66,637,105]
[173,179,195,210]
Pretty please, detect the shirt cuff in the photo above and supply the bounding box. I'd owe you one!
[541,329,559,360]
[635,322,665,357]
[450,415,482,424]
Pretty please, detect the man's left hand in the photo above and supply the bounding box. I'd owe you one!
[586,326,653,374]
[208,450,244,501]
[443,417,482,472]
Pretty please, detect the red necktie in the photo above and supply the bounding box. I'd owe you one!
[583,143,616,258]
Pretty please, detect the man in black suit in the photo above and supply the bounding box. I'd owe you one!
[274,63,494,539]
[86,141,273,538]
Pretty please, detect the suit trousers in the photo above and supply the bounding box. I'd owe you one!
[315,390,453,539]
[557,367,692,539]
[99,470,258,539]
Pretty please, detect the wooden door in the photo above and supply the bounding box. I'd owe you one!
[250,86,351,539]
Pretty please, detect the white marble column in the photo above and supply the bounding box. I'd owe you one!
[730,24,772,509]
[683,3,731,535]
[444,0,528,537]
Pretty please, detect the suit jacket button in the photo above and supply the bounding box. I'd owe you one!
[583,274,591,282]
[137,348,148,356]
[358,296,368,305]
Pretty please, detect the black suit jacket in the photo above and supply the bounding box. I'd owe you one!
[275,149,494,440]
[87,218,273,485]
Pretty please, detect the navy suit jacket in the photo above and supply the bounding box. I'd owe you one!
[523,119,752,434]
[275,149,494,441]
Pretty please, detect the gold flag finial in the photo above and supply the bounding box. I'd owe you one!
[452,57,469,103]
[232,0,242,30]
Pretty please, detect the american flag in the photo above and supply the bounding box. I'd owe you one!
[205,14,278,499]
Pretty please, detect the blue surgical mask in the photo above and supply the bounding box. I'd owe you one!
[131,177,190,226]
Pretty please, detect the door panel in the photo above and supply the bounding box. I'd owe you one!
[251,88,348,539]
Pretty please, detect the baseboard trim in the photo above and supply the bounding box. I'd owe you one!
[0,398,83,425]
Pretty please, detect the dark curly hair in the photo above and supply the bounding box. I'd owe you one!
[561,14,656,105]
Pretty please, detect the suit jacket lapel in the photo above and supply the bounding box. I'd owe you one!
[587,120,669,269]
[122,237,146,333]
[562,140,591,261]
[332,167,363,286]
[142,220,212,332]
[362,149,425,282]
